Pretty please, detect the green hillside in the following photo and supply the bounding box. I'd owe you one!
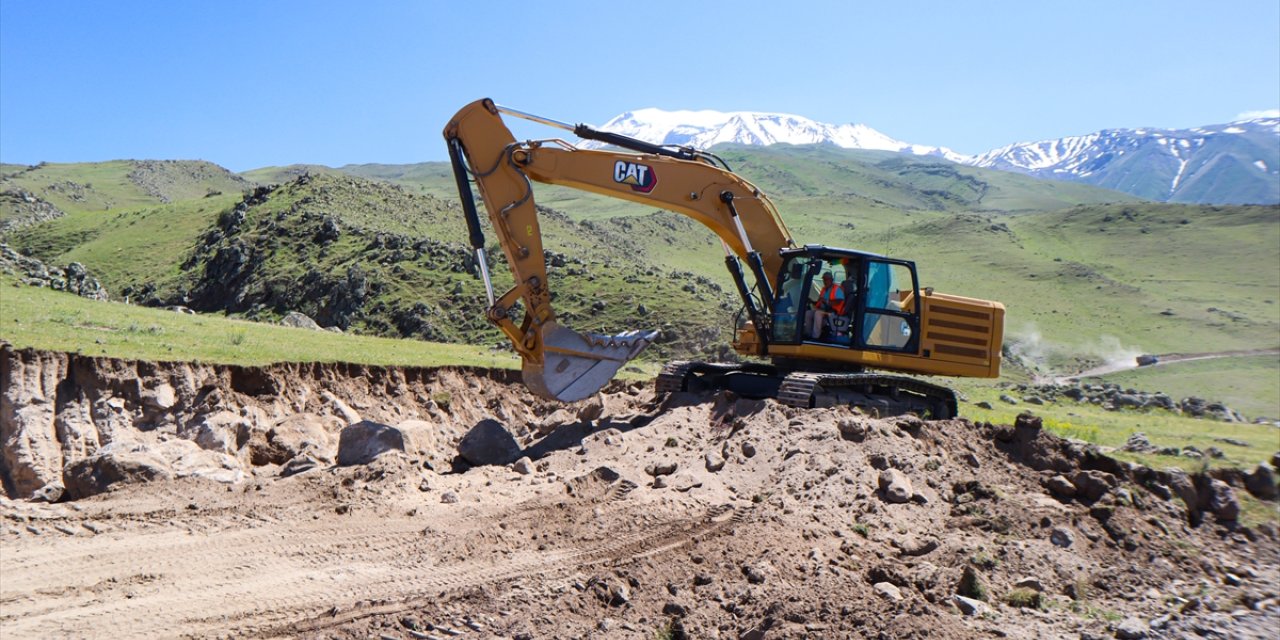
[240,164,349,185]
[336,145,1141,221]
[1,160,250,221]
[3,152,1277,418]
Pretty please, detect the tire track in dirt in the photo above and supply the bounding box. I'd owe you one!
[0,489,747,639]
[269,502,748,637]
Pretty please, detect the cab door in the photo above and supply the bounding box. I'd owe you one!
[769,255,815,344]
[856,259,921,354]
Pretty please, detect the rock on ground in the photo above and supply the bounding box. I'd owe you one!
[456,419,520,467]
[878,468,913,503]
[337,421,409,466]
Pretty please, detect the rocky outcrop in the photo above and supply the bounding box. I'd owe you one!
[0,244,108,301]
[1015,381,1250,422]
[0,189,66,233]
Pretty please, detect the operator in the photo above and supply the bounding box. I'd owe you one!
[806,272,845,340]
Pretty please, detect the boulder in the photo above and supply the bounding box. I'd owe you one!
[456,419,520,467]
[31,481,65,503]
[1166,470,1199,512]
[337,420,409,466]
[1044,475,1077,499]
[141,383,177,411]
[1121,432,1158,454]
[185,411,249,456]
[1245,463,1278,500]
[534,409,574,437]
[280,454,322,477]
[837,418,867,441]
[1071,470,1118,502]
[395,419,453,470]
[1050,527,1074,548]
[281,311,322,330]
[63,442,173,499]
[645,461,678,477]
[1204,479,1240,521]
[704,451,725,472]
[268,413,337,463]
[171,449,244,484]
[953,595,987,616]
[874,582,903,602]
[1115,617,1149,639]
[878,468,913,504]
[512,456,534,475]
[576,396,605,422]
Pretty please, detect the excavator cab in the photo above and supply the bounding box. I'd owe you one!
[768,247,921,355]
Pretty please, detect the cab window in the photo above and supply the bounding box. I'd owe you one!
[860,261,917,351]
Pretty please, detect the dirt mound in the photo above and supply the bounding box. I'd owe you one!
[1,348,1277,639]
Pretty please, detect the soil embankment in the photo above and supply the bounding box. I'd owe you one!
[1,346,1277,639]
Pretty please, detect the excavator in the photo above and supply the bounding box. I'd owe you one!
[443,98,1004,418]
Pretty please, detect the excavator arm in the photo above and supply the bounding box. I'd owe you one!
[443,98,796,401]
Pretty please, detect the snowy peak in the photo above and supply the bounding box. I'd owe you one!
[584,108,969,163]
[969,118,1279,204]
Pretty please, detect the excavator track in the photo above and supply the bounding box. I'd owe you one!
[658,362,957,419]
[656,361,696,394]
[776,371,957,418]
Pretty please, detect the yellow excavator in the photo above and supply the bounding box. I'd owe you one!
[444,98,1004,418]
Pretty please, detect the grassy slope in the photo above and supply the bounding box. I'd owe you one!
[3,153,1277,473]
[1098,355,1280,420]
[6,195,243,292]
[957,382,1277,469]
[1,160,248,217]
[0,276,517,369]
[5,152,1277,409]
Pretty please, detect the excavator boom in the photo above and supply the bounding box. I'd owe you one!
[444,98,795,400]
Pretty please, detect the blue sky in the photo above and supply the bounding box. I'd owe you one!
[2,0,1277,171]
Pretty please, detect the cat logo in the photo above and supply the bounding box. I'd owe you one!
[613,160,657,193]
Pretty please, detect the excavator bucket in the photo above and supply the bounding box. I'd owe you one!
[523,322,659,402]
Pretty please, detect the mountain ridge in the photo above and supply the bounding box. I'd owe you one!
[585,108,1279,204]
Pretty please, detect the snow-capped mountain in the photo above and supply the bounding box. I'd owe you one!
[582,108,969,164]
[581,108,1280,204]
[969,116,1280,204]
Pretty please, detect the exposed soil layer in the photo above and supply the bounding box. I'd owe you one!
[1,348,1277,639]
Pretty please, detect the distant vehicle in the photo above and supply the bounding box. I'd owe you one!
[1136,355,1160,366]
[443,98,1006,418]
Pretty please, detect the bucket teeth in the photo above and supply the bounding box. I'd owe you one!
[584,330,659,355]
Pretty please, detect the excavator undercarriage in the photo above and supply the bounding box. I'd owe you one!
[656,361,958,419]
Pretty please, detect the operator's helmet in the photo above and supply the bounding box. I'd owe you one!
[822,272,834,283]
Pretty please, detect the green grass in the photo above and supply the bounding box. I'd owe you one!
[0,278,519,369]
[959,387,1278,468]
[2,160,249,216]
[1098,355,1280,419]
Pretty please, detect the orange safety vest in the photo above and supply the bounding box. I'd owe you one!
[815,283,845,315]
